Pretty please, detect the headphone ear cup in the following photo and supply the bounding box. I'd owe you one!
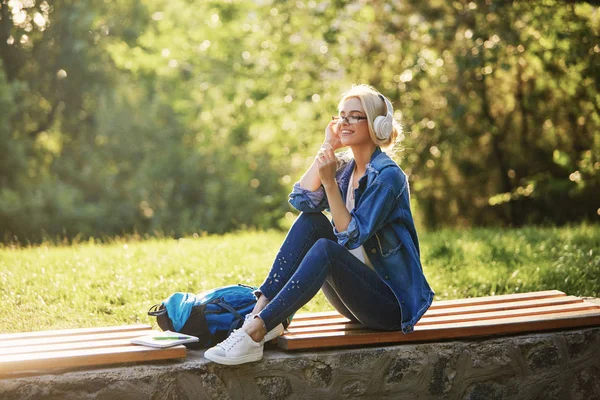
[374,95,394,140]
[373,115,393,140]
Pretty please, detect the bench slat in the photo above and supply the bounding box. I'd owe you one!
[421,296,583,318]
[278,308,600,350]
[0,329,155,349]
[288,295,583,329]
[291,296,597,328]
[0,344,186,379]
[289,317,352,328]
[418,302,599,325]
[0,333,163,357]
[291,290,568,322]
[284,302,598,334]
[286,323,364,335]
[0,324,152,341]
[428,289,566,309]
[0,325,186,379]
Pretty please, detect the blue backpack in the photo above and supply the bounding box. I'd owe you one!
[148,284,258,349]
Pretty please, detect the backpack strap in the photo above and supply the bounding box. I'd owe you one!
[214,300,247,336]
[214,300,243,320]
[148,304,167,316]
[148,303,175,332]
[236,283,256,290]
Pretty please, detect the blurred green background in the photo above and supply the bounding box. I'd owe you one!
[1,0,599,243]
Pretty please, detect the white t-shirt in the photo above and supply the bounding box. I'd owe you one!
[345,169,375,270]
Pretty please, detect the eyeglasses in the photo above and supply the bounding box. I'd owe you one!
[332,115,368,125]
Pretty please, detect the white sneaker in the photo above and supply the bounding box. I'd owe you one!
[204,328,264,365]
[243,313,284,342]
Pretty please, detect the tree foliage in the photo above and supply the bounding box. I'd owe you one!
[0,0,598,242]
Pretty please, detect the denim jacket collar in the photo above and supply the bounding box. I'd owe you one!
[338,147,395,201]
[368,147,397,171]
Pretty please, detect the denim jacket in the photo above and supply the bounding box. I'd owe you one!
[289,147,434,333]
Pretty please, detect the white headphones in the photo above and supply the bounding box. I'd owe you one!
[373,94,394,140]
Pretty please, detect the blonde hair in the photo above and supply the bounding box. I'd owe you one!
[338,84,404,153]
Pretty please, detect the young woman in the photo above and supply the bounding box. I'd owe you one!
[204,84,434,365]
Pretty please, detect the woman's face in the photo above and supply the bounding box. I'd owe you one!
[337,97,372,148]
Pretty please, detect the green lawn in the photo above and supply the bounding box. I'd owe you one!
[0,224,598,333]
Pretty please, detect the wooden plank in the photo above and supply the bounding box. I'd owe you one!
[418,302,599,325]
[0,332,164,357]
[290,302,595,329]
[0,325,188,378]
[0,329,155,349]
[0,324,153,341]
[429,289,567,309]
[0,344,186,379]
[278,309,600,350]
[289,317,352,328]
[286,323,364,335]
[414,309,600,332]
[289,311,352,322]
[421,296,583,318]
[289,290,568,322]
[287,297,589,329]
[284,303,599,334]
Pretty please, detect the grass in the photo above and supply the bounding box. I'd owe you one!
[0,224,598,333]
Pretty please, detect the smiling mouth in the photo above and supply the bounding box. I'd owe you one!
[341,130,354,136]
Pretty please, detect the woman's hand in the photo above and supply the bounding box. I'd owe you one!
[324,120,342,151]
[315,146,337,188]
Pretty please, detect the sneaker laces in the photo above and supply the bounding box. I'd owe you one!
[216,328,246,352]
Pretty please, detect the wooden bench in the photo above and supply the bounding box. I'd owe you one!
[0,325,186,379]
[2,290,598,379]
[278,290,600,350]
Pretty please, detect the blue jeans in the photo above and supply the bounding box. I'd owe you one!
[257,212,402,332]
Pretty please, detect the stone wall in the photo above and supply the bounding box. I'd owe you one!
[2,327,599,400]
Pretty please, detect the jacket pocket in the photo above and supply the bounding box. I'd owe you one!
[375,225,403,257]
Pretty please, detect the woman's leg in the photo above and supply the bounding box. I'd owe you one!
[204,234,402,365]
[323,247,402,331]
[252,212,336,314]
[320,281,358,322]
[257,237,402,334]
[250,212,359,323]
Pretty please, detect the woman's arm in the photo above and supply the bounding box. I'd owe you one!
[299,120,342,191]
[322,179,351,232]
[298,158,323,192]
[316,144,351,232]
